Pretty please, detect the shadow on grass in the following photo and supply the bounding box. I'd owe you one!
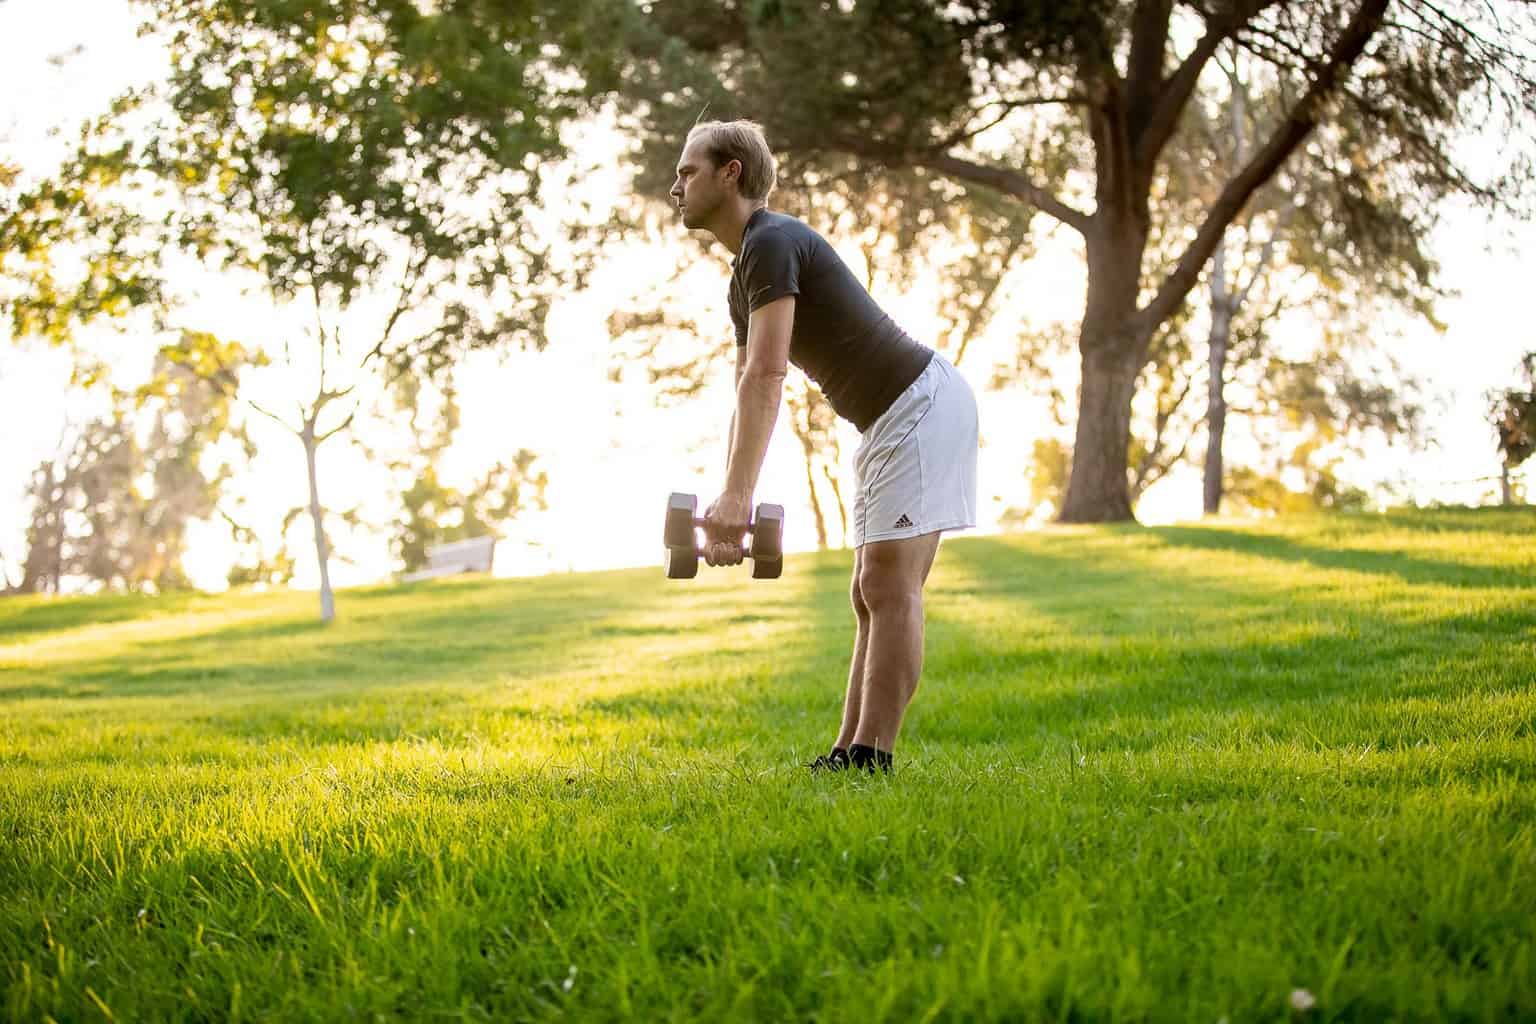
[1151,524,1536,590]
[910,534,1534,754]
[1367,506,1536,536]
[0,590,206,641]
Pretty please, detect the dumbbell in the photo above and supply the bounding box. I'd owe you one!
[663,492,784,579]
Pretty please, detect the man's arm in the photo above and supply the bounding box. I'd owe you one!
[724,295,793,500]
[702,295,792,564]
[727,343,745,472]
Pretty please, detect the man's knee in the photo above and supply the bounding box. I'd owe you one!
[857,558,921,615]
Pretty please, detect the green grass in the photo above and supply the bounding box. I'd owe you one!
[2,508,1534,1022]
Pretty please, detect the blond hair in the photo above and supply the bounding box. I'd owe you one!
[687,119,777,202]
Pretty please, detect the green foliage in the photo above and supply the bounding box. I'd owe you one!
[1224,461,1372,516]
[225,546,299,589]
[2,510,1534,1017]
[624,0,973,168]
[121,0,611,365]
[1264,352,1421,442]
[0,146,166,350]
[1219,350,1406,516]
[1489,350,1536,470]
[1032,436,1071,510]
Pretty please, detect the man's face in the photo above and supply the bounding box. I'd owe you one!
[670,139,736,230]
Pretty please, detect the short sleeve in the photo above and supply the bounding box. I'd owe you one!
[739,227,801,313]
[728,280,748,347]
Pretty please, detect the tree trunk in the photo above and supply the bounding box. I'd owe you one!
[1060,342,1143,522]
[825,467,848,548]
[802,447,829,550]
[20,463,67,594]
[1204,242,1233,516]
[1205,55,1247,518]
[1060,221,1147,523]
[1501,463,1514,506]
[302,424,336,623]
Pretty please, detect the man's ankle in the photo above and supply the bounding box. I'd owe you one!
[848,743,893,774]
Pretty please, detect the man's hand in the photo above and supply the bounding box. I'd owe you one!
[702,491,752,566]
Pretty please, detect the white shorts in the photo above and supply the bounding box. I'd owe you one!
[852,354,979,547]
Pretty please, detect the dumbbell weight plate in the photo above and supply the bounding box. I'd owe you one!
[751,503,785,579]
[751,555,783,580]
[664,492,698,548]
[664,544,699,579]
[664,493,700,578]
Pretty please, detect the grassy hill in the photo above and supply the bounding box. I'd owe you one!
[2,509,1533,1021]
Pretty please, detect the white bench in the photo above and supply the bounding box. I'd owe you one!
[401,535,496,582]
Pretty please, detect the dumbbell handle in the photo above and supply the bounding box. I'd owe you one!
[690,515,762,534]
[688,519,764,557]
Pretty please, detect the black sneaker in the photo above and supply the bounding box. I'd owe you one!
[848,743,894,774]
[805,747,851,773]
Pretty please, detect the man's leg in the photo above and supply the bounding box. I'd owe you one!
[832,546,870,752]
[851,531,942,755]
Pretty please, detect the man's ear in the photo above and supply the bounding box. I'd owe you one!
[722,158,744,189]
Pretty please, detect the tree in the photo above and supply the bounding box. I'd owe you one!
[15,454,70,595]
[1181,48,1442,515]
[11,331,255,593]
[28,0,615,619]
[1489,351,1536,505]
[615,0,1536,521]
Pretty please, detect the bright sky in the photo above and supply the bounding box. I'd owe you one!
[2,0,1532,593]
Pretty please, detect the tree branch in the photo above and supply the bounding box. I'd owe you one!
[915,153,1091,235]
[1126,0,1174,127]
[247,398,298,435]
[951,233,1029,369]
[932,95,1091,152]
[316,408,357,444]
[312,273,331,402]
[1136,0,1390,334]
[1132,372,1197,497]
[310,276,328,353]
[1135,0,1280,168]
[314,383,357,416]
[1234,201,1296,310]
[363,245,431,370]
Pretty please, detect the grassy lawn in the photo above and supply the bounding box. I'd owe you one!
[2,508,1534,1022]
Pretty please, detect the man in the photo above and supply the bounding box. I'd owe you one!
[670,119,979,774]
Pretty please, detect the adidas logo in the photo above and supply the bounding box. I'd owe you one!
[893,514,914,529]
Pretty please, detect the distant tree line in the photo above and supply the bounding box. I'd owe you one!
[3,0,1534,611]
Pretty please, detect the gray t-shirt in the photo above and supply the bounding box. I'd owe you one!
[728,209,933,432]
